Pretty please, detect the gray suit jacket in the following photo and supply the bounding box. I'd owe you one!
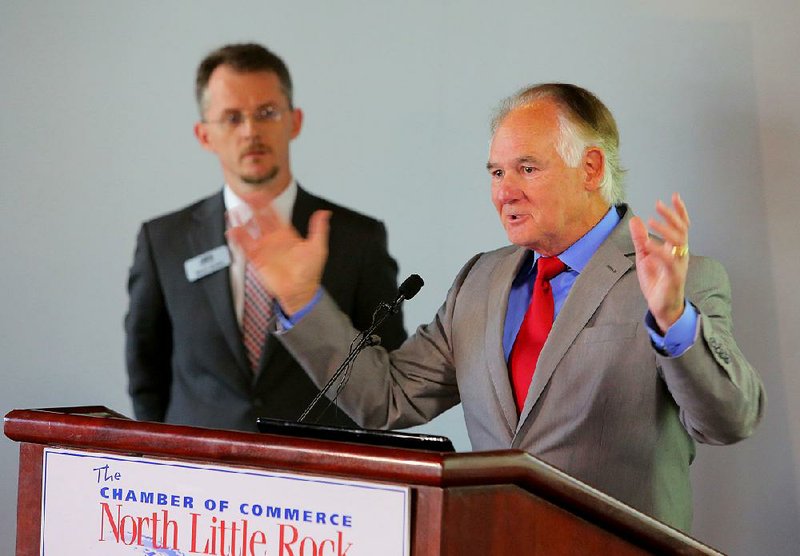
[278,205,764,531]
[125,186,407,432]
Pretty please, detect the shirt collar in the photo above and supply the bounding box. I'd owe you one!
[521,206,620,276]
[555,206,620,273]
[223,179,298,224]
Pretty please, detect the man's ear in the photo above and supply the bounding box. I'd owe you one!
[194,121,214,152]
[582,147,605,191]
[290,108,304,140]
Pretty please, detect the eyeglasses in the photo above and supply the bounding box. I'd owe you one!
[204,105,289,131]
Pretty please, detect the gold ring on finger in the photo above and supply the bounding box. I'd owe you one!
[671,244,689,258]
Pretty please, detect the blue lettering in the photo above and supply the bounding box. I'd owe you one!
[235,504,351,527]
[266,506,281,519]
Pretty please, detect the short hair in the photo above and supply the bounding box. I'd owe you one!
[491,83,626,205]
[195,43,294,116]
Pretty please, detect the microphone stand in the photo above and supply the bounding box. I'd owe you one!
[297,301,396,424]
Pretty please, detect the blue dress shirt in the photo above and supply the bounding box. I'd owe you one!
[502,207,698,362]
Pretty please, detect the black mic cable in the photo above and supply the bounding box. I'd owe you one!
[298,274,424,423]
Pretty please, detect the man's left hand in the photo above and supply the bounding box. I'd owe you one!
[629,193,691,333]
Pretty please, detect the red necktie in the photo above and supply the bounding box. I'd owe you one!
[242,263,273,372]
[509,256,566,414]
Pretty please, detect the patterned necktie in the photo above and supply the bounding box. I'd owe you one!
[242,263,273,372]
[509,256,567,414]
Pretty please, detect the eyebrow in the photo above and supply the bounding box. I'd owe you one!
[220,102,280,113]
[486,156,541,170]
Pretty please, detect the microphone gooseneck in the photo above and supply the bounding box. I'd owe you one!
[297,274,424,423]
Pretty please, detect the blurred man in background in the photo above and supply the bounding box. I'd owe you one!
[125,43,406,431]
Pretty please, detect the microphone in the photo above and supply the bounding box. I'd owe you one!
[388,274,424,313]
[298,274,424,423]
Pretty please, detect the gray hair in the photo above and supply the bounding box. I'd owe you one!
[491,83,626,205]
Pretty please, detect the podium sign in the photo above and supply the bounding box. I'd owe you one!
[40,448,410,556]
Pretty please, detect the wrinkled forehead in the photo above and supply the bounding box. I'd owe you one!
[493,99,562,138]
[489,101,562,157]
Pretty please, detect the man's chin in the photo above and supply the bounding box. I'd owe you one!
[241,168,280,186]
[506,230,536,250]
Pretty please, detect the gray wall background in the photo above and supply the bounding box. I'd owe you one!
[2,1,798,554]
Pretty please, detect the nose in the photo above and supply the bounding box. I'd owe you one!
[494,176,523,204]
[238,114,261,137]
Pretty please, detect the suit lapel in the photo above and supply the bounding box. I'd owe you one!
[485,246,530,435]
[290,185,315,236]
[516,207,636,429]
[187,192,251,377]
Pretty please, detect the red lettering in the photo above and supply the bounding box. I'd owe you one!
[99,502,121,542]
[279,523,299,556]
[337,531,352,556]
[189,512,201,552]
[299,537,318,556]
[98,503,141,546]
[250,530,267,554]
[119,514,139,545]
[319,539,335,556]
[99,503,178,549]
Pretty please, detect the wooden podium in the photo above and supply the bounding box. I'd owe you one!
[5,406,722,555]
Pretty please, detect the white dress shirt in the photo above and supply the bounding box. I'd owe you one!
[223,180,298,326]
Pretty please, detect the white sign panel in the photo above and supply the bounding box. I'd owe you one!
[40,448,410,555]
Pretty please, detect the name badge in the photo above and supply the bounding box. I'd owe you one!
[184,246,231,282]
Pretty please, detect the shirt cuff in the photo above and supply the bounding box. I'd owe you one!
[276,289,323,331]
[645,300,699,357]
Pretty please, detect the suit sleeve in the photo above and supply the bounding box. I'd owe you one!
[351,220,407,350]
[124,223,173,422]
[658,257,765,445]
[277,255,481,430]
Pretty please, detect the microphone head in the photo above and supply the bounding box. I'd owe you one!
[399,274,424,300]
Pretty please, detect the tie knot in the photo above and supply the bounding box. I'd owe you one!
[537,256,566,281]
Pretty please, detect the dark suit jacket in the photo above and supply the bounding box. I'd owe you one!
[278,205,765,531]
[125,186,407,431]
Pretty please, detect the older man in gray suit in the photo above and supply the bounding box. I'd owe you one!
[228,83,764,531]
